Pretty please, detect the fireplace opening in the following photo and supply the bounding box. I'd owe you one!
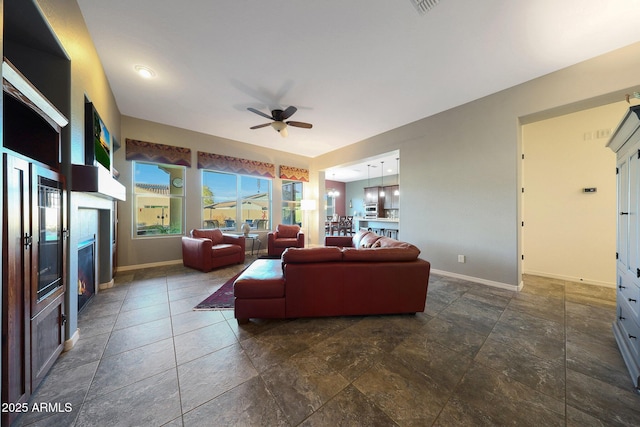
[78,237,96,312]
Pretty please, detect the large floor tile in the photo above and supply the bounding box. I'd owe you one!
[439,361,565,426]
[75,369,181,427]
[177,343,257,413]
[173,321,238,365]
[489,307,565,360]
[103,317,173,356]
[261,351,350,426]
[86,338,176,400]
[566,368,640,425]
[300,384,397,427]
[20,270,640,426]
[182,376,287,426]
[475,337,565,400]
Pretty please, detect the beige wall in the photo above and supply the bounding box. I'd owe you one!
[312,42,640,288]
[36,0,640,286]
[116,116,312,267]
[522,102,625,286]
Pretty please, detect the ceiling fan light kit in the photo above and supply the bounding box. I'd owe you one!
[248,106,312,138]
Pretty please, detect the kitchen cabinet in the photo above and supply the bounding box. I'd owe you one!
[383,185,400,209]
[607,105,640,391]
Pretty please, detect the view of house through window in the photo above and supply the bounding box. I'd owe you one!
[133,161,185,236]
[202,170,272,231]
[282,180,303,226]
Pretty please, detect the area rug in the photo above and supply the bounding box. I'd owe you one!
[193,270,244,311]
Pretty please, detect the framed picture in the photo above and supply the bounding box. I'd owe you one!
[85,102,111,171]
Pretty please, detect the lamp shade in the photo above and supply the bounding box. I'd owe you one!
[271,121,288,137]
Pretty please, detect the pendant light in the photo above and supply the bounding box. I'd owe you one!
[379,161,385,197]
[394,157,400,196]
[366,164,371,200]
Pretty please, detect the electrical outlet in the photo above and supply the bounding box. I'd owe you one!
[458,255,465,263]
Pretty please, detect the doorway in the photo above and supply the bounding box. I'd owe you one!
[520,102,625,287]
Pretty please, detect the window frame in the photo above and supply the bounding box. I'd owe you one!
[201,169,272,232]
[282,180,303,226]
[132,161,186,238]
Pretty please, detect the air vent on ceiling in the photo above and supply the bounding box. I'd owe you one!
[410,0,440,15]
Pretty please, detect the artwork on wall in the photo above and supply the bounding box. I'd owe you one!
[85,102,111,171]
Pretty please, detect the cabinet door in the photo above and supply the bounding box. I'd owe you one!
[618,155,630,273]
[30,165,65,389]
[2,154,32,424]
[630,145,640,283]
[31,165,66,316]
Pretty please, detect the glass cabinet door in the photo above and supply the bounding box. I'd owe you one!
[33,169,65,314]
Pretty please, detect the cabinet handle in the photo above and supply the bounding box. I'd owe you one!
[23,233,32,249]
[619,315,626,320]
[620,212,629,215]
[629,298,637,303]
[619,285,627,290]
[630,334,637,340]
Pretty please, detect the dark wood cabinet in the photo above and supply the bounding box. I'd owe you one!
[383,185,400,209]
[2,154,31,414]
[2,59,68,426]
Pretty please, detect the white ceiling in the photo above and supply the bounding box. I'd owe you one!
[76,0,640,181]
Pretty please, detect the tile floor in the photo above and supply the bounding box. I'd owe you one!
[13,257,640,426]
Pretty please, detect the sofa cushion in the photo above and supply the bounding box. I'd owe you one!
[342,246,421,262]
[282,247,343,263]
[372,237,420,252]
[192,228,224,245]
[351,229,372,248]
[273,237,299,248]
[276,224,300,238]
[211,243,242,257]
[359,231,382,248]
[234,259,285,299]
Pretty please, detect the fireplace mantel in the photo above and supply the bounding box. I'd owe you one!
[71,164,126,201]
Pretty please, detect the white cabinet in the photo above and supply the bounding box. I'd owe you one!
[608,105,640,391]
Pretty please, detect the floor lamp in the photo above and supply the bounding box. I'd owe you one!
[300,199,316,246]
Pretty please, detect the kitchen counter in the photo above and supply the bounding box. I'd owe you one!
[355,217,400,237]
[357,217,399,223]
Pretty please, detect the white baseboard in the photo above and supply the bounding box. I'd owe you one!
[523,269,615,288]
[116,259,183,273]
[431,269,522,292]
[64,328,80,352]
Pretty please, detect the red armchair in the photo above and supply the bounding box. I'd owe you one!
[267,224,304,257]
[182,228,245,272]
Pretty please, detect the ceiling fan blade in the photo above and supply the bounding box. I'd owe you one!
[247,107,274,120]
[250,123,271,129]
[286,121,313,129]
[281,106,297,120]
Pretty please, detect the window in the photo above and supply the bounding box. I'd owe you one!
[202,170,271,231]
[282,180,303,226]
[133,161,185,236]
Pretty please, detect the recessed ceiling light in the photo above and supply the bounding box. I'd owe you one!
[134,65,155,79]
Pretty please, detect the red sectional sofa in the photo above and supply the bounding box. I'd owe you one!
[182,228,245,272]
[233,230,430,323]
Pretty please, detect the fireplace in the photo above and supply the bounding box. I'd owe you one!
[77,237,96,312]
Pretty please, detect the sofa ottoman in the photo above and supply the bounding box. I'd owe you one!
[233,259,286,323]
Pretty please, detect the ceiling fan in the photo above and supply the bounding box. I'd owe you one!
[247,106,312,138]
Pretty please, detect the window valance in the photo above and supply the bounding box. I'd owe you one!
[125,138,192,167]
[198,151,275,178]
[279,165,309,182]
